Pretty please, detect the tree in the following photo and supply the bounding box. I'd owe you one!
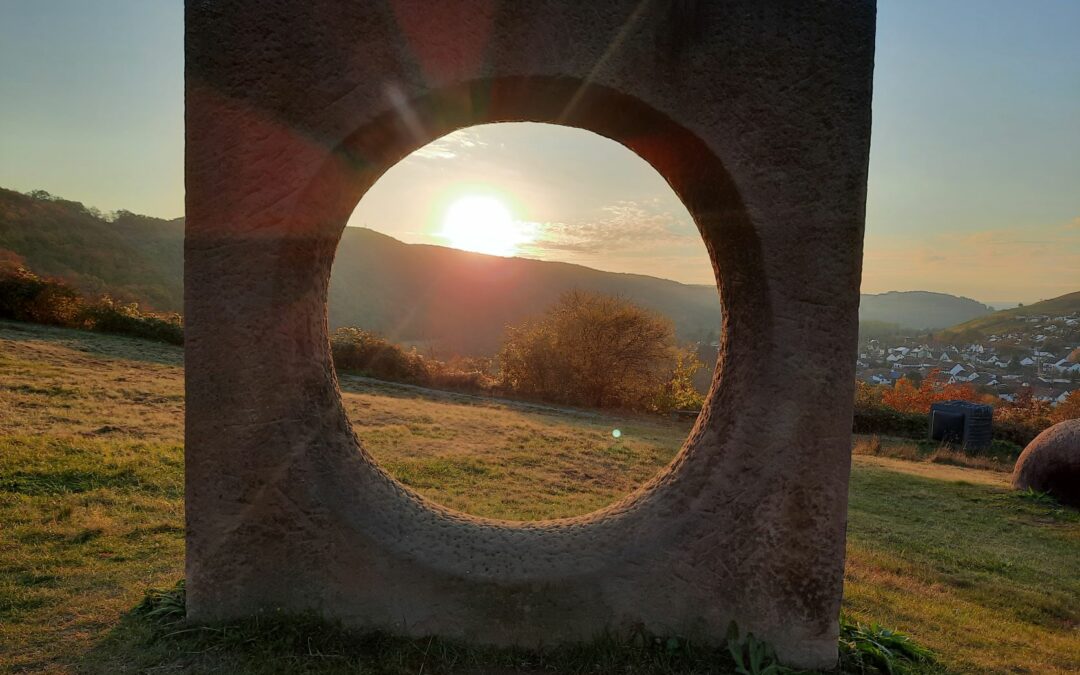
[654,345,706,411]
[1052,391,1080,423]
[881,368,981,414]
[498,290,685,410]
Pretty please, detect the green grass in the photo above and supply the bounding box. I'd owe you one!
[1,320,1078,673]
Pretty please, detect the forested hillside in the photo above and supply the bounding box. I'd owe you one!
[0,188,183,311]
[2,188,1006,355]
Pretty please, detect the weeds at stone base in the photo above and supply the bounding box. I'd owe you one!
[118,581,941,675]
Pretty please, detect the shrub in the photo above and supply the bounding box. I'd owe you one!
[79,297,184,345]
[852,403,927,439]
[652,345,706,412]
[426,367,496,395]
[993,388,1054,446]
[330,327,430,384]
[0,265,83,325]
[855,376,1057,454]
[0,264,183,344]
[1052,390,1080,423]
[499,290,696,411]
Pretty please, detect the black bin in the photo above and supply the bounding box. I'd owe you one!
[929,400,993,451]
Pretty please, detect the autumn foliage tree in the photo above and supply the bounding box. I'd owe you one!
[498,290,703,411]
[1051,390,1080,423]
[880,368,981,414]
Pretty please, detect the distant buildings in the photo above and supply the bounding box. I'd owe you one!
[855,310,1080,406]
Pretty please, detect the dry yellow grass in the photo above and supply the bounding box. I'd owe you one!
[2,320,1078,674]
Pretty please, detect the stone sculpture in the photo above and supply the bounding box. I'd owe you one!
[184,1,876,667]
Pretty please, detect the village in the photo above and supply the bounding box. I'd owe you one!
[857,311,1080,406]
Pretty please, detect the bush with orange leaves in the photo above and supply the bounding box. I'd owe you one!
[1052,390,1080,423]
[993,388,1054,446]
[880,368,982,414]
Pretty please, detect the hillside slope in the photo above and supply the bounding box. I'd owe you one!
[0,188,183,311]
[857,290,993,332]
[1,189,722,353]
[938,291,1080,341]
[329,229,720,354]
[2,188,1005,354]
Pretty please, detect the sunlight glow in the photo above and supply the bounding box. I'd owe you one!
[437,195,534,256]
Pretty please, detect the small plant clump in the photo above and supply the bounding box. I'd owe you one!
[838,616,939,675]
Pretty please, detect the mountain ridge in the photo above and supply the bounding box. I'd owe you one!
[1,187,1012,354]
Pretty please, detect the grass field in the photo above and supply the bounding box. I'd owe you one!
[1,320,1078,673]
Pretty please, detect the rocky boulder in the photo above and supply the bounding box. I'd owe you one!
[1012,419,1080,506]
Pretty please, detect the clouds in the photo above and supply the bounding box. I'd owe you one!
[411,129,488,160]
[863,217,1080,302]
[523,199,697,255]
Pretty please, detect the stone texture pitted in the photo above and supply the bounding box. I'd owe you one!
[184,1,876,668]
[1012,419,1080,507]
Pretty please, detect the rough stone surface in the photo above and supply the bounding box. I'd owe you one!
[184,1,876,668]
[1012,420,1080,506]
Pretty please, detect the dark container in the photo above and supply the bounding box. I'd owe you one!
[929,400,993,451]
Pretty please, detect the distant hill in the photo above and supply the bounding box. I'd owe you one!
[328,228,720,355]
[857,291,994,333]
[0,188,720,354]
[1,187,1008,355]
[937,291,1080,342]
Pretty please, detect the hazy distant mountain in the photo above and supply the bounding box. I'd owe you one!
[1,188,1009,354]
[857,290,994,333]
[329,228,720,355]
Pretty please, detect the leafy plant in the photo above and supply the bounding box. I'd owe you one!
[134,579,186,626]
[1015,487,1059,507]
[839,614,935,674]
[726,622,790,675]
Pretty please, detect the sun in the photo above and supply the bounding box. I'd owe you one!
[437,195,533,256]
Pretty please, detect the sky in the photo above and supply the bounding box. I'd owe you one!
[0,1,1077,306]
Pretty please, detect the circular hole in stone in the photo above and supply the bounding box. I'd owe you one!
[329,122,719,521]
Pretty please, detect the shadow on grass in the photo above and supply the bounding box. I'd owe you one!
[336,370,612,422]
[80,582,944,675]
[0,319,182,367]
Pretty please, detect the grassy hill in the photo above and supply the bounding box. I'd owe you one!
[1,320,1078,673]
[938,291,1080,341]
